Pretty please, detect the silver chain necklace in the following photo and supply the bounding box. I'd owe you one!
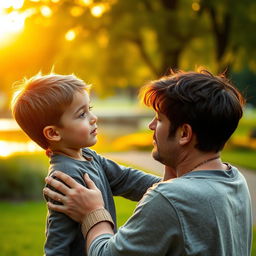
[190,156,220,171]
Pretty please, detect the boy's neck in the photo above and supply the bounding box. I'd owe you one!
[51,147,86,161]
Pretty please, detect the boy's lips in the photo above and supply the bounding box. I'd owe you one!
[91,127,97,135]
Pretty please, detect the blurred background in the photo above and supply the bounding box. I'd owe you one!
[0,0,255,255]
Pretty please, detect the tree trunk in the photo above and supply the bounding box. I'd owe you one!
[207,5,232,72]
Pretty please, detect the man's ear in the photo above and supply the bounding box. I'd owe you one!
[43,126,61,142]
[179,124,193,146]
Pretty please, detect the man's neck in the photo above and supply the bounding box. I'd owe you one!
[175,151,223,177]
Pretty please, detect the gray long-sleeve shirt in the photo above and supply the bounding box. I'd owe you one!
[88,166,252,256]
[44,148,161,256]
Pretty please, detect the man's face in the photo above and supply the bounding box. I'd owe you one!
[58,90,98,149]
[148,112,178,166]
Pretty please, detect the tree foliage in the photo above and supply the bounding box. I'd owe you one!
[0,0,256,102]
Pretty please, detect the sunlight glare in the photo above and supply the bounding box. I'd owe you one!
[0,119,43,157]
[70,6,84,17]
[40,6,52,17]
[192,2,200,12]
[0,119,20,131]
[0,1,34,45]
[0,11,26,42]
[78,0,93,6]
[0,141,42,157]
[0,0,24,10]
[91,4,106,18]
[12,0,24,9]
[65,29,76,41]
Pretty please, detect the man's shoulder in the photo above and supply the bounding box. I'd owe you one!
[153,167,246,203]
[152,177,212,202]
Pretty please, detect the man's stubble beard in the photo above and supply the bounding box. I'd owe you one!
[152,147,166,165]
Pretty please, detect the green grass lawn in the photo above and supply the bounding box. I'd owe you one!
[221,148,256,171]
[0,200,255,255]
[0,198,137,256]
[0,201,46,256]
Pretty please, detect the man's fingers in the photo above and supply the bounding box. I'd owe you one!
[43,187,65,203]
[52,171,79,188]
[84,173,97,190]
[47,171,78,189]
[45,175,70,195]
[47,201,66,213]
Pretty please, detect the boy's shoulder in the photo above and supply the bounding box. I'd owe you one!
[48,154,84,177]
[82,148,104,164]
[48,148,103,177]
[82,147,99,158]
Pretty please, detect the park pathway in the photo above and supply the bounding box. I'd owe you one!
[104,151,256,224]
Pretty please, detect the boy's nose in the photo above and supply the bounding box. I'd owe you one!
[90,113,98,124]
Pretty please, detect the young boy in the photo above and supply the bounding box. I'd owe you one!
[11,74,161,256]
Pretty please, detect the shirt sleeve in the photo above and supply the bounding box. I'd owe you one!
[44,210,81,255]
[88,187,184,256]
[44,167,86,256]
[99,154,161,201]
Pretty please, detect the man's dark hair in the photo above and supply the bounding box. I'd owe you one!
[140,69,245,152]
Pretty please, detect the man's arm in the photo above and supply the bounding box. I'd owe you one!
[44,172,183,256]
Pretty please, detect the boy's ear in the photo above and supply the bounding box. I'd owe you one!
[43,126,61,142]
[178,124,193,146]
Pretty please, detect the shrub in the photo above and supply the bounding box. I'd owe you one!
[0,153,49,200]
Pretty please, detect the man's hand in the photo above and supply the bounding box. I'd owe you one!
[43,172,104,223]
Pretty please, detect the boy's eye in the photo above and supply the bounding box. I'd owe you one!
[79,112,86,118]
[89,105,93,111]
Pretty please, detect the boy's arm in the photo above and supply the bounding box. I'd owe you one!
[45,209,81,255]
[44,170,86,256]
[100,155,161,201]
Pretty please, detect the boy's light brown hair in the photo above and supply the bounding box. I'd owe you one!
[11,74,90,150]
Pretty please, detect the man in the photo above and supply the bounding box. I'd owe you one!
[44,69,253,256]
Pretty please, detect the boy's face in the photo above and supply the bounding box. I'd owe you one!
[58,90,98,149]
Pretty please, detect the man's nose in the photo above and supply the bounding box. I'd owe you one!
[148,117,156,130]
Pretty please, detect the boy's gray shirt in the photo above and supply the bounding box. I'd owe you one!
[89,166,253,256]
[44,148,161,256]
